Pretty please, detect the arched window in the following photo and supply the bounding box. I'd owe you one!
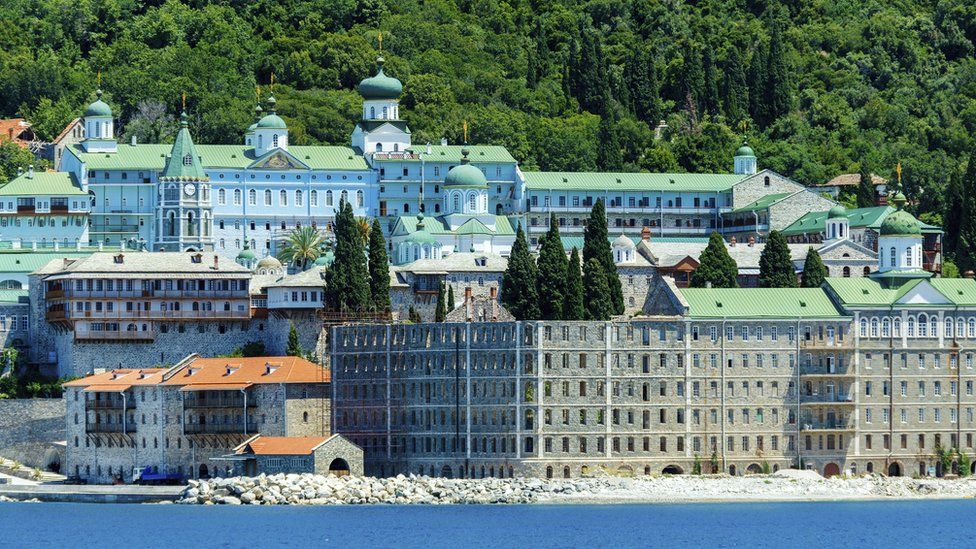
[217,189,226,204]
[376,143,383,152]
[325,190,333,207]
[356,190,364,208]
[280,190,288,206]
[272,134,279,148]
[893,317,902,337]
[258,135,262,149]
[870,318,879,338]
[233,189,241,205]
[882,318,890,338]
[469,193,477,212]
[907,317,916,337]
[843,266,851,277]
[945,318,954,339]
[890,247,896,267]
[295,189,303,207]
[969,318,976,338]
[248,189,256,205]
[310,190,318,206]
[370,107,375,118]
[264,189,272,206]
[382,106,388,119]
[859,318,868,337]
[340,190,348,205]
[929,315,938,338]
[453,193,461,212]
[906,247,913,267]
[863,266,871,276]
[918,315,927,338]
[957,318,965,339]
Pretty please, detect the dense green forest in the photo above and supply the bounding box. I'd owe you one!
[2,0,975,238]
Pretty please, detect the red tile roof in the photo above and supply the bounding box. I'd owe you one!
[0,119,33,148]
[235,436,329,455]
[64,368,167,388]
[52,118,82,144]
[64,357,328,390]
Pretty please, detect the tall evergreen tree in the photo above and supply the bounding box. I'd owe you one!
[683,46,705,114]
[766,13,794,122]
[537,214,568,319]
[856,163,876,208]
[286,323,303,357]
[748,39,769,125]
[367,217,391,312]
[800,247,827,287]
[583,258,613,321]
[324,200,371,313]
[702,47,720,115]
[435,282,446,322]
[563,247,585,320]
[944,166,964,261]
[596,93,623,171]
[501,223,540,320]
[758,230,797,287]
[447,285,456,312]
[723,47,748,123]
[582,199,624,314]
[691,232,739,288]
[627,46,660,123]
[526,50,538,89]
[958,150,976,272]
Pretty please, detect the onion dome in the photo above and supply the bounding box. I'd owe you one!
[256,255,282,270]
[357,57,403,100]
[879,193,921,238]
[236,242,256,262]
[444,149,488,188]
[85,89,112,117]
[735,140,755,157]
[612,234,635,249]
[246,104,263,134]
[256,96,287,129]
[827,205,848,219]
[406,213,438,245]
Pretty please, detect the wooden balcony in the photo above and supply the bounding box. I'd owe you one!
[184,422,259,435]
[86,423,136,434]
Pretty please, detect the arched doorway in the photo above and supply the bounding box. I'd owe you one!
[617,465,633,477]
[440,465,453,479]
[887,462,902,477]
[199,464,209,479]
[563,466,571,478]
[662,464,684,475]
[728,464,737,476]
[746,463,762,475]
[823,463,841,477]
[546,466,553,479]
[866,462,874,474]
[329,458,350,477]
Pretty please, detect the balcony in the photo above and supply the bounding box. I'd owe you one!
[184,422,259,435]
[85,399,128,411]
[45,309,67,322]
[801,419,854,431]
[184,397,256,409]
[801,367,854,377]
[74,328,157,342]
[799,339,852,350]
[86,423,136,434]
[64,309,251,322]
[801,392,854,404]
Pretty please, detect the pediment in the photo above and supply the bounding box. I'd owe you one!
[248,149,309,170]
[896,281,952,305]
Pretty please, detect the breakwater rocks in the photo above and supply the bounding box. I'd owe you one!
[177,471,976,506]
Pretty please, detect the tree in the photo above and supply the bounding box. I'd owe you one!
[765,12,794,122]
[537,214,568,319]
[958,150,976,272]
[324,201,371,313]
[447,285,455,311]
[801,247,828,287]
[627,46,660,123]
[596,92,623,171]
[501,223,540,320]
[723,47,748,123]
[367,218,391,312]
[563,247,585,321]
[856,162,876,208]
[435,282,447,322]
[583,258,613,320]
[944,167,964,260]
[702,47,720,116]
[691,232,739,288]
[286,323,303,357]
[277,226,325,271]
[0,142,36,185]
[758,230,797,287]
[583,199,623,314]
[683,46,705,115]
[748,39,769,125]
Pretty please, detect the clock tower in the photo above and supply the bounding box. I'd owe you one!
[156,110,214,251]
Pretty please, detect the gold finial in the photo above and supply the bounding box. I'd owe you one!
[256,85,261,102]
[270,72,275,93]
[378,32,383,52]
[97,69,101,87]
[896,161,902,189]
[463,120,468,144]
[181,92,186,111]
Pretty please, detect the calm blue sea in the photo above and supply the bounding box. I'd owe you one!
[0,500,972,548]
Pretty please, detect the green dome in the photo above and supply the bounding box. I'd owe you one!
[827,205,848,219]
[256,96,287,129]
[236,246,256,262]
[358,57,403,100]
[735,139,755,157]
[406,213,438,245]
[444,149,487,188]
[879,193,921,237]
[85,90,112,117]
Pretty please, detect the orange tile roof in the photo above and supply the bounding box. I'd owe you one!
[64,368,168,388]
[161,356,329,387]
[235,436,329,456]
[52,118,81,144]
[179,383,251,392]
[0,119,32,148]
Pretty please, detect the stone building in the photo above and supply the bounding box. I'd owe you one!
[221,434,363,477]
[62,354,331,484]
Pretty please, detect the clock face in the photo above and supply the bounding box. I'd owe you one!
[183,184,195,196]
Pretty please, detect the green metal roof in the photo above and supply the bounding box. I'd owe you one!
[393,214,515,237]
[0,172,86,196]
[522,172,746,192]
[827,277,976,308]
[402,145,516,164]
[730,192,792,214]
[557,236,706,250]
[68,144,369,171]
[0,251,96,273]
[0,289,27,303]
[455,218,493,235]
[160,113,209,182]
[681,287,846,318]
[782,205,939,237]
[929,279,976,306]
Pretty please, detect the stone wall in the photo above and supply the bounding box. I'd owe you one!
[731,171,806,209]
[0,398,65,469]
[769,191,836,232]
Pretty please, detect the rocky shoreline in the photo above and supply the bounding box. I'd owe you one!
[176,470,976,506]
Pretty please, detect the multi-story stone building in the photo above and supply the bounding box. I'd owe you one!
[0,169,89,248]
[62,354,332,484]
[328,199,976,479]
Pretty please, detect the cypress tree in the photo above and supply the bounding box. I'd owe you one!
[596,91,623,171]
[501,223,540,320]
[435,282,446,322]
[367,218,391,312]
[526,49,538,89]
[856,163,876,208]
[723,47,748,123]
[800,247,827,287]
[583,199,624,314]
[766,14,794,122]
[683,46,705,114]
[286,323,303,357]
[324,201,371,313]
[702,47,720,116]
[758,230,797,288]
[944,166,964,262]
[627,46,660,123]
[447,285,456,312]
[563,247,585,320]
[583,258,613,321]
[748,39,769,125]
[537,214,568,320]
[691,232,739,288]
[958,150,976,272]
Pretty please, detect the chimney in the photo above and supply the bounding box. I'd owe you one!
[98,241,104,251]
[706,281,712,289]
[213,255,219,269]
[490,287,497,299]
[748,236,755,247]
[426,142,432,154]
[27,165,33,179]
[730,236,737,247]
[131,135,137,146]
[16,167,22,176]
[641,226,651,242]
[440,137,448,146]
[965,270,975,279]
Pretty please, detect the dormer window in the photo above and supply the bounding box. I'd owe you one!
[183,154,192,166]
[264,363,280,375]
[191,253,202,264]
[113,254,124,264]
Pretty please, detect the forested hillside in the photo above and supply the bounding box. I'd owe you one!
[2,0,975,232]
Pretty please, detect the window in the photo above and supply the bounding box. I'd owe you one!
[264,190,272,206]
[310,190,318,207]
[280,190,288,206]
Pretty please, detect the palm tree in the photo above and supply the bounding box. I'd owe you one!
[277,226,326,271]
[355,217,372,243]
